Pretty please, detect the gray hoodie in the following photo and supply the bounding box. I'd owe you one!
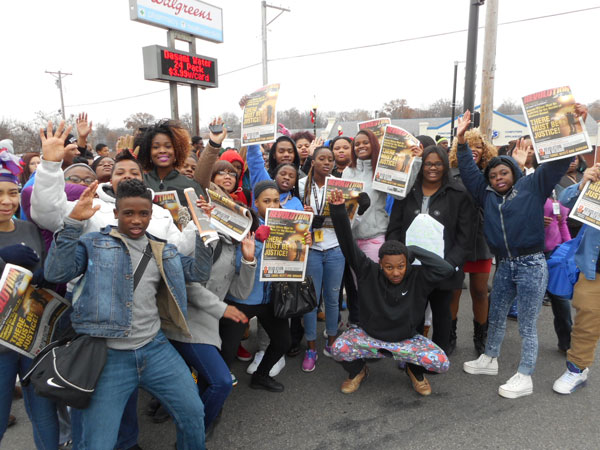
[342,159,389,240]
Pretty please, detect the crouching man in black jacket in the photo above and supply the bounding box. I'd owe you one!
[329,189,454,396]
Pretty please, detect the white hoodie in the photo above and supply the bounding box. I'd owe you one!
[31,159,196,256]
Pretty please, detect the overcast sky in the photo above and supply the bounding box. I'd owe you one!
[3,0,600,129]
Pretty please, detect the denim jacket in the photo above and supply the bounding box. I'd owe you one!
[45,220,213,338]
[559,183,600,281]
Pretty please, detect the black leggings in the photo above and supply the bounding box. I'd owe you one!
[425,288,453,353]
[219,301,291,377]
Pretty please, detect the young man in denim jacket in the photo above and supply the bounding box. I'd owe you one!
[553,162,600,394]
[45,179,212,450]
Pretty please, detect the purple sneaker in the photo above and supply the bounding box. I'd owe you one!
[302,350,318,372]
[323,345,333,358]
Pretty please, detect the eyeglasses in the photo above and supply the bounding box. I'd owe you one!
[65,176,96,185]
[423,162,444,168]
[216,171,236,178]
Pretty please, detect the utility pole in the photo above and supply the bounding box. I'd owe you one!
[463,0,484,124]
[480,0,499,141]
[450,61,465,146]
[45,70,72,119]
[261,2,290,86]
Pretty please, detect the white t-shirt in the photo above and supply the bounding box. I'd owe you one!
[299,177,339,251]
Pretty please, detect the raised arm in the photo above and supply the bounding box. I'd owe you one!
[558,164,600,209]
[31,121,79,232]
[330,190,373,274]
[246,144,271,186]
[409,245,454,285]
[194,117,228,189]
[456,111,488,205]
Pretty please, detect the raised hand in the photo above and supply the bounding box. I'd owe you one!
[308,137,324,156]
[574,103,588,123]
[456,110,471,145]
[241,233,256,261]
[511,138,529,170]
[580,163,600,190]
[39,121,77,162]
[410,144,423,157]
[209,117,228,146]
[116,135,135,153]
[68,181,101,221]
[76,112,93,140]
[239,95,250,110]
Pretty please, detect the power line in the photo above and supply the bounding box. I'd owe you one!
[65,5,600,108]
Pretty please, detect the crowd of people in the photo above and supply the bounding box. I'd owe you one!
[0,100,598,450]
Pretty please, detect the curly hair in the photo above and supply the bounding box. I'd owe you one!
[115,178,152,207]
[291,131,315,144]
[137,119,191,172]
[448,128,497,169]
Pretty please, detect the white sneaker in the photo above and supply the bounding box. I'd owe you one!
[553,368,589,394]
[498,372,533,398]
[246,350,265,375]
[463,354,498,375]
[269,356,286,377]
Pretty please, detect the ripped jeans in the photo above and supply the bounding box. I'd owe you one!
[304,247,345,341]
[485,252,548,375]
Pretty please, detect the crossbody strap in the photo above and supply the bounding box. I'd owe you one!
[133,243,153,291]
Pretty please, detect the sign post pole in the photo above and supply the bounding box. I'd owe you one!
[167,31,179,120]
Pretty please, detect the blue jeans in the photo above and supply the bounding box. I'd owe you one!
[485,253,548,375]
[304,246,345,341]
[170,342,232,427]
[0,351,59,449]
[77,332,205,450]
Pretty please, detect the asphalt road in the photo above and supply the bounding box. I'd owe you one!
[4,286,599,450]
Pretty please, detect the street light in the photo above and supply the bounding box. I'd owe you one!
[450,60,465,146]
[311,99,318,137]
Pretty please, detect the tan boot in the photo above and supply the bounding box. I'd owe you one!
[407,365,431,396]
[341,366,369,394]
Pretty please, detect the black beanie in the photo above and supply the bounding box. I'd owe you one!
[254,180,279,199]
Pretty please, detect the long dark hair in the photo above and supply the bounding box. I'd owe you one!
[302,146,334,205]
[350,130,380,170]
[267,136,301,178]
[418,145,450,185]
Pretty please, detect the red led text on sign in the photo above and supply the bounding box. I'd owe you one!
[161,50,215,83]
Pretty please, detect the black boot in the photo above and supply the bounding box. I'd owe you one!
[447,319,457,356]
[473,320,488,356]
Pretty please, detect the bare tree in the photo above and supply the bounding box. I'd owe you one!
[496,99,522,115]
[124,112,156,131]
[381,99,415,119]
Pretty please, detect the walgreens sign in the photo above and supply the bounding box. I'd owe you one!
[130,0,223,43]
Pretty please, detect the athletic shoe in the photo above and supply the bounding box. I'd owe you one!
[323,344,333,358]
[463,354,498,375]
[230,372,238,387]
[236,344,253,362]
[553,364,589,394]
[302,349,318,372]
[287,345,302,357]
[498,372,533,398]
[246,350,265,375]
[269,356,286,377]
[250,373,284,392]
[341,366,369,394]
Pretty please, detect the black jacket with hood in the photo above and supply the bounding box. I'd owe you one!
[331,203,454,342]
[267,136,302,179]
[386,179,476,290]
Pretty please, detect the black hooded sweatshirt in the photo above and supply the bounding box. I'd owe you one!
[331,203,454,342]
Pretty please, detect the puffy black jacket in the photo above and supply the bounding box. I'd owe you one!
[386,179,476,290]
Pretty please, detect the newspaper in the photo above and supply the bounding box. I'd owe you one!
[358,118,391,145]
[372,125,422,198]
[206,189,253,241]
[241,84,280,145]
[521,86,592,163]
[569,181,600,231]
[322,177,364,228]
[0,264,70,358]
[260,209,313,282]
[183,188,220,245]
[153,190,181,229]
